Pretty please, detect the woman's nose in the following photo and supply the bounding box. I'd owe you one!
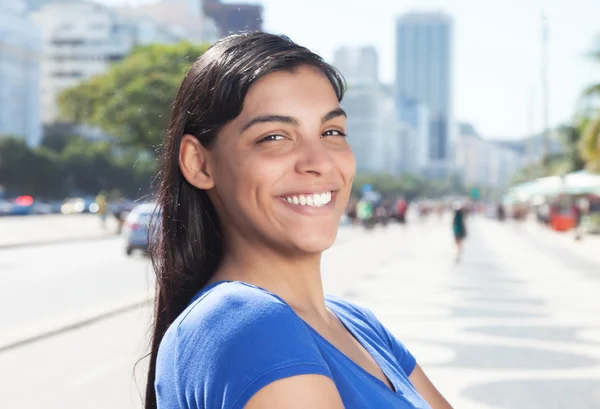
[294,138,335,176]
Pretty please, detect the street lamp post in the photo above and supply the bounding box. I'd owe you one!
[541,10,551,170]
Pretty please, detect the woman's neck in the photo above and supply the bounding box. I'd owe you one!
[211,242,329,320]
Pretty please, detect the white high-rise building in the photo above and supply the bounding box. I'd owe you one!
[343,84,389,173]
[333,46,379,86]
[395,12,453,174]
[0,0,42,146]
[32,1,199,124]
[123,0,219,44]
[335,46,404,174]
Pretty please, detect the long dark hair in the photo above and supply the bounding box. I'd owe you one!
[145,32,345,409]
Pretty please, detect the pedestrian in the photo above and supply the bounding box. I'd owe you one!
[356,197,375,229]
[144,33,452,409]
[497,202,505,221]
[95,191,107,229]
[572,200,583,240]
[452,201,467,262]
[395,197,408,224]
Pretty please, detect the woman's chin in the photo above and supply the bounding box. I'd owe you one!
[287,227,338,254]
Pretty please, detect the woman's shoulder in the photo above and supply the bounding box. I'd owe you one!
[156,281,331,409]
[173,281,309,344]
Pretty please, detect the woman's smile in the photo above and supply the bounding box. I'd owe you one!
[277,190,339,216]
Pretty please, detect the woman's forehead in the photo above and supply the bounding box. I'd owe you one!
[239,68,339,117]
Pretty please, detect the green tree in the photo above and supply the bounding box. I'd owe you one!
[40,122,79,153]
[579,113,600,172]
[58,42,209,150]
[351,172,464,199]
[0,135,61,197]
[554,122,587,173]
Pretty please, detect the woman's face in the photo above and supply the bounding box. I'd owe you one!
[207,66,355,255]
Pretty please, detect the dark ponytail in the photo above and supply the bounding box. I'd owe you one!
[145,32,345,409]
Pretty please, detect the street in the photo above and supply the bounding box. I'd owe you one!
[0,216,599,409]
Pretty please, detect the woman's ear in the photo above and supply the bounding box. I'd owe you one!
[179,134,215,190]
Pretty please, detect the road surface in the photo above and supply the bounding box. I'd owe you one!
[0,214,119,248]
[1,217,599,409]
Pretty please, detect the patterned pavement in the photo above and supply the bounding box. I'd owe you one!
[1,215,599,408]
[322,217,600,409]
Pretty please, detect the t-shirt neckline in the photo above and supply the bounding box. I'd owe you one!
[195,280,399,394]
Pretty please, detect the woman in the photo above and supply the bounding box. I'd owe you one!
[452,201,467,261]
[146,32,453,409]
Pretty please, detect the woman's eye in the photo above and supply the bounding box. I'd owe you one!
[258,134,285,143]
[322,129,346,138]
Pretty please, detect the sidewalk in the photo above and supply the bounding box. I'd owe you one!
[500,216,600,265]
[0,214,120,249]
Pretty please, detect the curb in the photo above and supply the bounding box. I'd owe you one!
[0,295,154,354]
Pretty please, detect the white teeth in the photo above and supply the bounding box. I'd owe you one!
[313,194,322,206]
[282,192,333,208]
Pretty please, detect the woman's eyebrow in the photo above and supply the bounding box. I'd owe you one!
[241,108,346,132]
[321,108,347,123]
[241,115,299,132]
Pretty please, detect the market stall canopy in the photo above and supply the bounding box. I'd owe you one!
[503,171,600,204]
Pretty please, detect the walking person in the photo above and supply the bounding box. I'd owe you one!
[145,33,452,409]
[452,201,467,262]
[395,197,408,225]
[95,191,107,229]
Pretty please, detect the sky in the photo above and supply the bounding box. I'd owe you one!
[102,0,600,140]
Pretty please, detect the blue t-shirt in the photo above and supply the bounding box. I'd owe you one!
[155,281,431,409]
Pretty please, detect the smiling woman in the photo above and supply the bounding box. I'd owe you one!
[146,32,452,409]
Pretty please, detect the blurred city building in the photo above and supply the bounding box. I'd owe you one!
[0,0,42,146]
[335,46,403,174]
[23,0,66,12]
[31,1,210,125]
[342,84,391,173]
[395,11,454,178]
[396,98,430,174]
[203,0,263,37]
[121,0,219,44]
[455,123,524,188]
[333,46,379,86]
[494,133,563,165]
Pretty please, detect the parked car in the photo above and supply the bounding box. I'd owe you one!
[124,202,161,256]
[61,197,96,214]
[8,196,35,216]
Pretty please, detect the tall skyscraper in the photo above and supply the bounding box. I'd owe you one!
[395,12,453,168]
[0,0,42,146]
[333,46,379,86]
[334,46,397,173]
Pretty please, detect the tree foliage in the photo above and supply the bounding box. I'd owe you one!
[0,136,60,197]
[57,42,209,150]
[0,134,156,199]
[351,172,467,199]
[579,113,600,172]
